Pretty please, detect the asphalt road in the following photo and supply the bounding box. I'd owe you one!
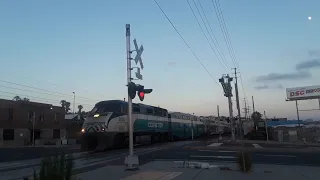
[2,140,320,179]
[109,140,320,167]
[0,146,81,162]
[1,138,319,165]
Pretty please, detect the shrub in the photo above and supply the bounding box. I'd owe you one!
[237,151,252,173]
[24,152,82,180]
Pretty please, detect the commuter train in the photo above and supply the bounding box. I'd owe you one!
[80,100,231,151]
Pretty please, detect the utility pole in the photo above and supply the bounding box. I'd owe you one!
[217,105,222,140]
[252,96,255,113]
[125,24,138,170]
[296,100,300,129]
[232,68,242,139]
[73,92,75,118]
[243,98,247,120]
[32,112,35,146]
[219,74,235,141]
[263,111,269,142]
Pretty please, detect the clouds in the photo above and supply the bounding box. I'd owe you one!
[255,71,311,82]
[254,51,320,91]
[254,85,268,90]
[308,50,320,57]
[167,61,176,66]
[254,84,283,90]
[296,59,320,70]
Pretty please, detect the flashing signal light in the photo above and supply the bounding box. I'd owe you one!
[139,92,145,98]
[127,82,152,101]
[138,91,145,101]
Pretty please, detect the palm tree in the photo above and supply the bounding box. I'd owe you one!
[13,96,21,101]
[23,98,30,101]
[60,100,71,113]
[251,111,262,126]
[78,105,83,114]
[65,102,71,113]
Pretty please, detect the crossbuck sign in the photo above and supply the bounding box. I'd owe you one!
[133,39,144,69]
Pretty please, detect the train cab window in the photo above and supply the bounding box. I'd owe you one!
[147,108,153,114]
[154,108,162,116]
[162,110,168,117]
[88,102,123,117]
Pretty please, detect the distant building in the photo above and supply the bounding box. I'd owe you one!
[0,99,66,146]
[65,114,84,141]
[267,118,288,121]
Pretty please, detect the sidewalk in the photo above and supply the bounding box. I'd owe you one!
[209,138,320,147]
[77,160,320,180]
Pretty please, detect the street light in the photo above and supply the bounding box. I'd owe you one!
[192,113,194,141]
[73,92,75,119]
[32,112,35,146]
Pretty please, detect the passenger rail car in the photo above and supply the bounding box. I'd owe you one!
[80,100,230,151]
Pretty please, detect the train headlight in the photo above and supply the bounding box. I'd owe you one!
[81,128,85,133]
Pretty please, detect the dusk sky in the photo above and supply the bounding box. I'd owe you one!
[1,0,320,120]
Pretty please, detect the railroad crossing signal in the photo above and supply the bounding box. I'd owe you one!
[127,82,152,101]
[135,67,143,80]
[133,39,144,70]
[219,75,233,97]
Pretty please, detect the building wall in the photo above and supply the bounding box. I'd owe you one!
[0,99,66,146]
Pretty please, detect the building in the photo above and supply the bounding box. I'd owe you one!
[0,99,66,146]
[65,114,84,143]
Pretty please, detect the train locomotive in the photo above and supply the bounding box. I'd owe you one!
[80,100,231,151]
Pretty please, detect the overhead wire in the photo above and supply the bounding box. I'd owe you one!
[210,0,247,100]
[190,0,230,70]
[211,0,238,68]
[153,0,221,88]
[0,79,100,102]
[0,90,95,107]
[0,71,108,99]
[0,84,97,103]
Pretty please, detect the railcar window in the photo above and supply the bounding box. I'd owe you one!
[162,110,167,117]
[147,108,153,114]
[133,106,140,113]
[154,108,162,116]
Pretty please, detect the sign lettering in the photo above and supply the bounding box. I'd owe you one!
[286,85,320,100]
[148,122,163,128]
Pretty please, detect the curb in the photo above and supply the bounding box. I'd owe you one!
[187,145,320,153]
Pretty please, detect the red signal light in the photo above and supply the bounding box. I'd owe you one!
[139,92,145,98]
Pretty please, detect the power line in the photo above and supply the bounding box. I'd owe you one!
[187,0,229,72]
[0,90,95,107]
[0,71,108,99]
[0,79,100,102]
[193,0,230,69]
[211,0,238,68]
[210,0,247,100]
[0,84,97,103]
[238,72,247,100]
[154,0,221,87]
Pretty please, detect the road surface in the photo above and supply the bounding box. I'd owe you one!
[2,139,320,179]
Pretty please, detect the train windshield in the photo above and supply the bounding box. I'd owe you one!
[88,102,124,117]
